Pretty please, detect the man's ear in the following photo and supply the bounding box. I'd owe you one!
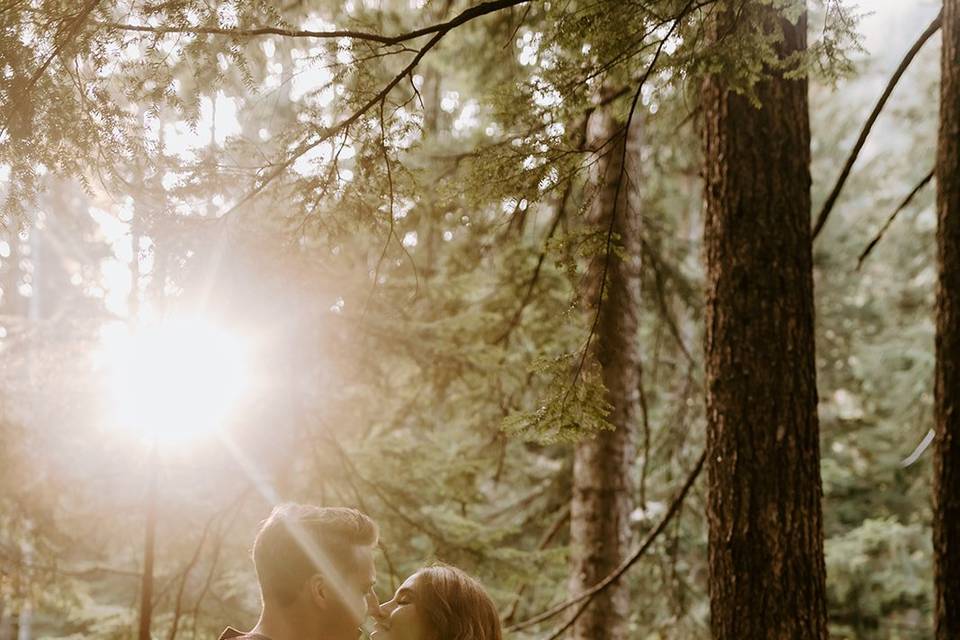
[308,574,326,607]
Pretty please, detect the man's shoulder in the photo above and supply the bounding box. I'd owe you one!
[218,627,271,640]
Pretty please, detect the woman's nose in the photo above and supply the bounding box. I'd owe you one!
[376,599,396,619]
[365,591,382,619]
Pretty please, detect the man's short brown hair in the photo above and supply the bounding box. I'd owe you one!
[252,504,378,605]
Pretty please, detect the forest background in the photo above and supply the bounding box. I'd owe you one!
[0,1,946,639]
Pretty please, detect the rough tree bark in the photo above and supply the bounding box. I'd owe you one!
[569,105,641,640]
[934,0,960,638]
[702,4,828,639]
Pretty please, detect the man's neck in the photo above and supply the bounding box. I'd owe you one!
[251,607,309,640]
[252,607,354,640]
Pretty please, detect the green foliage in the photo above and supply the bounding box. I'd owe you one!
[0,0,943,638]
[502,353,613,443]
[827,518,931,638]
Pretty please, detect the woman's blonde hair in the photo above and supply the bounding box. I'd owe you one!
[414,564,502,640]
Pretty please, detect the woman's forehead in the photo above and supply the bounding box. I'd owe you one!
[398,571,424,592]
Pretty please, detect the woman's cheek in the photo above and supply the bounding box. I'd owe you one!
[393,611,420,640]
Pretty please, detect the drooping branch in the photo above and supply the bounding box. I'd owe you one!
[856,167,935,269]
[506,450,706,633]
[811,10,942,240]
[362,99,404,317]
[218,0,523,221]
[563,0,696,408]
[1,0,101,140]
[96,0,529,45]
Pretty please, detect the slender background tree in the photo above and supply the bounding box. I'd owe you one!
[568,106,642,640]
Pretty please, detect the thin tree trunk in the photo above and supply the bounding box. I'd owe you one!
[569,105,641,640]
[934,0,960,637]
[421,68,442,280]
[702,3,828,638]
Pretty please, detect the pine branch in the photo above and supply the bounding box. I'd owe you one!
[506,450,706,633]
[1,0,101,140]
[96,0,529,44]
[856,168,935,269]
[811,10,942,240]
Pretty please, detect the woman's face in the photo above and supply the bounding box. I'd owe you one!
[371,572,430,640]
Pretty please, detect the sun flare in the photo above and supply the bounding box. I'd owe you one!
[97,316,250,444]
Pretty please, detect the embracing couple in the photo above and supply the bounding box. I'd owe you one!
[219,503,502,640]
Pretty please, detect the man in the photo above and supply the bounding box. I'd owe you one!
[220,504,380,640]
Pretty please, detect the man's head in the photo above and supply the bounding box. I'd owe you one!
[253,504,379,638]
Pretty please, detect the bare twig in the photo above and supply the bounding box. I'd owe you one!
[503,1,534,49]
[501,505,570,624]
[640,236,695,364]
[637,353,653,507]
[506,450,706,633]
[188,493,250,640]
[217,32,443,221]
[167,508,221,640]
[856,168,935,269]
[811,10,942,240]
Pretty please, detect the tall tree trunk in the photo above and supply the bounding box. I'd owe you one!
[702,4,828,639]
[569,105,641,640]
[934,0,960,637]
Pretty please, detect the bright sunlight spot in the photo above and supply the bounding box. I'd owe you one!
[97,316,249,444]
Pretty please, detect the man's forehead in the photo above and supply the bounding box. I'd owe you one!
[351,544,377,580]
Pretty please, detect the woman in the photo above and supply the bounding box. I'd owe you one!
[371,564,502,640]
